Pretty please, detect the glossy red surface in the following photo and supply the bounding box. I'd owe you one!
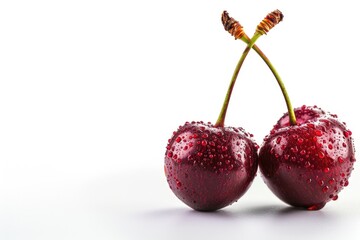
[259,106,356,210]
[165,121,258,211]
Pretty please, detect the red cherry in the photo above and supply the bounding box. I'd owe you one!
[259,106,356,210]
[165,121,258,211]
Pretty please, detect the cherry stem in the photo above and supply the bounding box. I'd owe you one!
[215,33,262,127]
[243,35,297,125]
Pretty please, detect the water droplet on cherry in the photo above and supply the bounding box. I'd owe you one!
[176,180,182,188]
[315,130,322,136]
[343,130,352,138]
[291,146,298,153]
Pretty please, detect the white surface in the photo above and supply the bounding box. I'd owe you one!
[1,168,359,240]
[1,0,360,239]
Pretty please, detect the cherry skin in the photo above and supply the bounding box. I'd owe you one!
[259,105,356,210]
[165,121,258,211]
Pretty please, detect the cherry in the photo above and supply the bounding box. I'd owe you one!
[165,121,258,211]
[164,10,283,211]
[259,105,355,210]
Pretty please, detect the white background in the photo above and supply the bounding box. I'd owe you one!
[1,0,360,239]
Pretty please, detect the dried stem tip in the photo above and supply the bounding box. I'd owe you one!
[221,10,245,40]
[256,9,284,35]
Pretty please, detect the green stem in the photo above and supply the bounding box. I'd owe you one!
[215,33,262,127]
[242,35,297,125]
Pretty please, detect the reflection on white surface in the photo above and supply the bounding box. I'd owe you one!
[122,170,359,240]
[2,168,358,240]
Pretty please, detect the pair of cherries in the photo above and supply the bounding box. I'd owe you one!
[164,10,355,211]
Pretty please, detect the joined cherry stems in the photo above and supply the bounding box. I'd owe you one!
[221,10,297,126]
[216,10,291,127]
